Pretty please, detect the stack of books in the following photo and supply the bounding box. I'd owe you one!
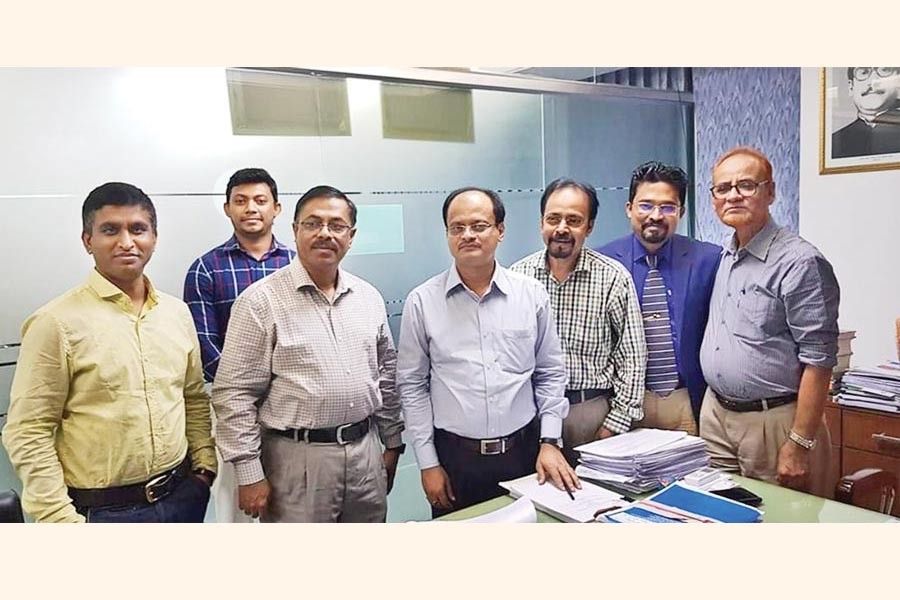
[835,330,857,377]
[835,361,900,413]
[573,428,709,494]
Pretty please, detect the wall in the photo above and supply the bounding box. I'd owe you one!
[799,68,900,365]
[693,67,801,243]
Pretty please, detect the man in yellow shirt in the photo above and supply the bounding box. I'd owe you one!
[1,182,217,522]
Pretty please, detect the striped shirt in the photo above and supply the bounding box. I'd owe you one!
[183,234,294,381]
[210,258,404,486]
[510,248,647,433]
[700,219,840,401]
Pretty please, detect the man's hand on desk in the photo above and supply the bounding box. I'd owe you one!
[238,479,271,518]
[776,440,811,491]
[421,466,456,511]
[536,444,581,493]
[595,426,616,440]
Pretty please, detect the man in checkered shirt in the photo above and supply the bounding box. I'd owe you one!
[184,168,294,523]
[511,178,647,465]
[210,185,404,522]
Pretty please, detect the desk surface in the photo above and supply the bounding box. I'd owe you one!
[440,475,897,523]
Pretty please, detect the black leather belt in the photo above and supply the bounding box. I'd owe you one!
[565,388,612,405]
[435,421,536,456]
[68,455,191,509]
[713,390,797,412]
[270,416,370,445]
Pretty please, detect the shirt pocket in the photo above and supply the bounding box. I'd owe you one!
[495,328,536,374]
[735,284,784,340]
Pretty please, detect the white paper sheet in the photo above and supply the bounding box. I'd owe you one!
[500,475,624,523]
[451,496,538,523]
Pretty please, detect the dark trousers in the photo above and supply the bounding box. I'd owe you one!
[74,475,211,523]
[431,420,539,518]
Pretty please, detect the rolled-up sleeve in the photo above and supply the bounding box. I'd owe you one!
[531,291,569,438]
[396,292,439,470]
[210,293,273,486]
[783,255,840,368]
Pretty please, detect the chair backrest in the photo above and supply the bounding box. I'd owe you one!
[835,468,897,515]
[0,489,25,523]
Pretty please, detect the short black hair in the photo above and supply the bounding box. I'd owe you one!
[226,168,278,204]
[539,178,599,222]
[442,187,506,227]
[293,185,357,225]
[82,182,157,235]
[628,161,689,206]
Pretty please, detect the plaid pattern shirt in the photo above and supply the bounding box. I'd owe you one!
[510,248,647,433]
[210,259,404,486]
[183,235,294,381]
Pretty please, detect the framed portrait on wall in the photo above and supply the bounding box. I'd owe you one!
[820,67,900,174]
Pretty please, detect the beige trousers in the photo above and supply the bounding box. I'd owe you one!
[259,427,388,523]
[699,388,832,497]
[634,388,697,435]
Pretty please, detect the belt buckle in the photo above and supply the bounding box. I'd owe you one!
[479,438,506,455]
[144,472,171,504]
[335,423,351,445]
[760,398,769,411]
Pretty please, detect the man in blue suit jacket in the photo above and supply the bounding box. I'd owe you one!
[598,161,721,432]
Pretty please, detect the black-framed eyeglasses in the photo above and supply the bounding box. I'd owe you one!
[852,67,900,82]
[709,180,770,200]
[297,219,353,235]
[447,222,495,236]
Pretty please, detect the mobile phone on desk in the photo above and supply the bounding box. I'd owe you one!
[711,486,763,507]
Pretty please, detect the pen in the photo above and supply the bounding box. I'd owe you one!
[565,485,575,501]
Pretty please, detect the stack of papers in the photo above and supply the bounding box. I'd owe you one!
[500,475,626,523]
[834,330,856,377]
[574,428,709,493]
[597,482,763,523]
[450,497,538,523]
[836,361,900,413]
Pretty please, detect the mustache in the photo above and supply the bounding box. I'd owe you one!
[550,234,574,242]
[312,240,338,250]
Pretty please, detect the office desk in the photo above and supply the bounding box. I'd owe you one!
[439,475,897,523]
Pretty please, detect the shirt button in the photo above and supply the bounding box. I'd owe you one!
[715,347,720,351]
[349,402,354,408]
[345,369,350,374]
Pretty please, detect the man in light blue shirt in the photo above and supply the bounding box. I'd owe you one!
[397,187,578,517]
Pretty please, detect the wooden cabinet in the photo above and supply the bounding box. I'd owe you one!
[825,400,900,517]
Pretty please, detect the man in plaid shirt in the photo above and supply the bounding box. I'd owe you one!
[183,167,294,521]
[511,178,647,465]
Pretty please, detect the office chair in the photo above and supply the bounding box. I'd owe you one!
[835,468,897,515]
[0,489,25,523]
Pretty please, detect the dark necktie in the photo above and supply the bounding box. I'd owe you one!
[641,254,678,396]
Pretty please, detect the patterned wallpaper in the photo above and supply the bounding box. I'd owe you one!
[692,67,800,244]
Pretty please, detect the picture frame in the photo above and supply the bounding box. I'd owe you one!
[819,67,900,175]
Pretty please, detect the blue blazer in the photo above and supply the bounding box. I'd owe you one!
[597,233,722,418]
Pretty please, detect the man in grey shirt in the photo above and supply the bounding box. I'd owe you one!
[700,147,839,497]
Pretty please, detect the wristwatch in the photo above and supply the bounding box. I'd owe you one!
[539,437,563,448]
[788,430,817,450]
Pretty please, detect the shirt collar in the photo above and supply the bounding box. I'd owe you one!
[87,269,159,309]
[223,234,291,259]
[445,260,508,297]
[539,247,591,275]
[631,234,673,266]
[289,258,352,296]
[725,217,780,261]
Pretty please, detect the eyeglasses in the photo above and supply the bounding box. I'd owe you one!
[633,202,680,216]
[297,219,353,235]
[709,180,770,200]
[852,67,900,82]
[447,222,495,236]
[544,215,586,228]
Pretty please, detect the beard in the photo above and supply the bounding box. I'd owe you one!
[640,222,669,244]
